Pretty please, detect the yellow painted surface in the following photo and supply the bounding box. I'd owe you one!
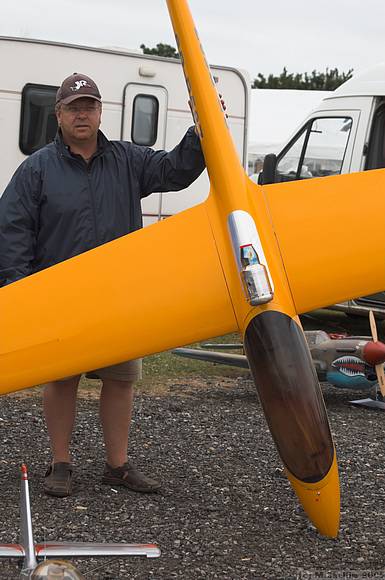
[167,0,342,538]
[264,170,385,313]
[204,180,299,330]
[167,0,339,537]
[0,204,237,393]
[286,452,340,538]
[167,0,300,331]
[167,0,246,215]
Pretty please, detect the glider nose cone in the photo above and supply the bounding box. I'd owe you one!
[363,341,385,366]
[286,453,340,538]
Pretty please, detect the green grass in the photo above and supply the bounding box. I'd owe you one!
[137,332,249,388]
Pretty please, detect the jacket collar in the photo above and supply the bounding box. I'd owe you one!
[54,129,112,159]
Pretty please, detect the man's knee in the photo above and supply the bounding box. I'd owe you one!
[101,378,136,391]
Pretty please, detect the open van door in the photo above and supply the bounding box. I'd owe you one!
[122,83,168,226]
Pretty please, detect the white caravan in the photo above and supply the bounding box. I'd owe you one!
[0,36,249,226]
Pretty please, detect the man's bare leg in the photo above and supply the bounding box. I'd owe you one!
[99,379,134,467]
[100,379,160,491]
[43,376,81,463]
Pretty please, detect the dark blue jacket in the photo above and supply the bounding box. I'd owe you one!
[0,127,205,286]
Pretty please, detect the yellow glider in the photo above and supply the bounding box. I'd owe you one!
[1,0,384,538]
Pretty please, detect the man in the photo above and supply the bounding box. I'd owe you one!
[0,73,205,497]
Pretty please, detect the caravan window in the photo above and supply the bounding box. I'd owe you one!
[20,84,58,155]
[131,94,159,146]
[277,116,352,182]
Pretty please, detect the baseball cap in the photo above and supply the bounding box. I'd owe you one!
[56,73,102,105]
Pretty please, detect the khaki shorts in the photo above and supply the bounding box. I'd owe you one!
[57,359,142,383]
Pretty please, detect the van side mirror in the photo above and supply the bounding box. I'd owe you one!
[259,153,278,185]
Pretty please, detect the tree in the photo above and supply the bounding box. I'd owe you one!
[140,43,179,59]
[252,67,353,91]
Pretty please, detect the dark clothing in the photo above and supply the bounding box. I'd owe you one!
[0,127,205,286]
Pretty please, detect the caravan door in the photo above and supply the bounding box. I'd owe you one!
[122,84,168,226]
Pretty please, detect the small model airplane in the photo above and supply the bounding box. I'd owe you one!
[0,465,160,579]
[173,328,385,400]
[1,0,385,538]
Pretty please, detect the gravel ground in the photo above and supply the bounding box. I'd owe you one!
[0,376,384,579]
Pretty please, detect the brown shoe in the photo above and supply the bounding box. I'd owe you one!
[44,462,73,497]
[102,462,160,493]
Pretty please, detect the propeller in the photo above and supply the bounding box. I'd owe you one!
[369,310,385,397]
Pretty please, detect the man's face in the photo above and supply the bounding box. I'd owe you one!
[56,97,102,144]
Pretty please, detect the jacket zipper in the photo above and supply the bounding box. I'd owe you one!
[86,162,98,244]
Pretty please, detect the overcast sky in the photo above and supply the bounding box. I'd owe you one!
[1,0,384,80]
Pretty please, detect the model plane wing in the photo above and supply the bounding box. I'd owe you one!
[261,170,385,314]
[172,347,249,369]
[0,203,237,394]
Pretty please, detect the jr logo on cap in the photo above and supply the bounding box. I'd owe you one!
[70,80,91,92]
